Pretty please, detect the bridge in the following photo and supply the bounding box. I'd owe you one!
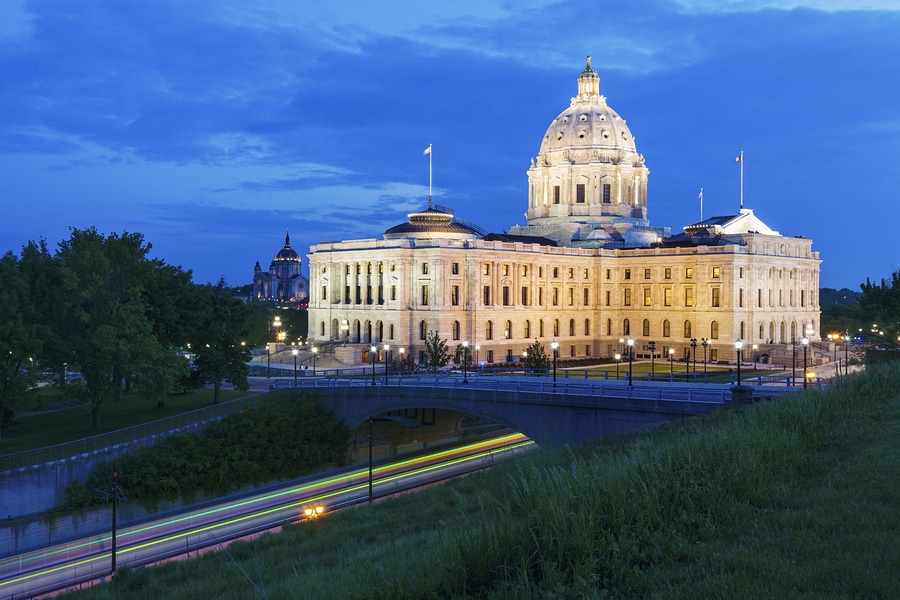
[288,376,788,446]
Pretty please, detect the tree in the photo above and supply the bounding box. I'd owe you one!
[0,250,47,440]
[423,330,452,373]
[859,271,900,348]
[522,340,551,372]
[190,281,252,404]
[53,228,164,430]
[395,351,417,373]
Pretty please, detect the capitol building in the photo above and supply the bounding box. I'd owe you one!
[306,58,821,366]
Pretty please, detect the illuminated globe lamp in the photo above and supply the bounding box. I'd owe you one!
[304,505,325,519]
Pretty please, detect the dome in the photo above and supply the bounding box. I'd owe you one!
[383,202,482,240]
[537,56,640,164]
[273,230,300,262]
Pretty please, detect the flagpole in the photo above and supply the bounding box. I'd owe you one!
[424,143,433,207]
[737,150,744,210]
[699,187,703,221]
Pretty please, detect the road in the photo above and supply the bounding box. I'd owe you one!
[0,432,534,599]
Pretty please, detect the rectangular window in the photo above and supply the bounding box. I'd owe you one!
[502,264,509,276]
[483,263,491,275]
[568,267,574,279]
[487,350,494,364]
[712,288,720,307]
[521,265,528,276]
[801,289,806,307]
[420,285,429,305]
[539,266,543,277]
[624,268,631,280]
[502,286,511,306]
[739,267,744,278]
[539,287,544,306]
[643,288,651,306]
[452,262,459,275]
[644,268,651,279]
[758,288,763,307]
[521,286,528,306]
[685,267,693,279]
[624,289,631,306]
[606,269,611,280]
[391,285,396,301]
[422,263,429,275]
[605,290,611,306]
[664,288,672,307]
[483,286,491,305]
[553,185,561,204]
[576,183,585,203]
[685,288,694,307]
[322,285,327,300]
[583,288,589,306]
[552,287,559,306]
[602,183,611,203]
[739,288,744,307]
[506,349,513,362]
[567,287,574,306]
[712,266,721,278]
[553,267,559,278]
[583,268,589,279]
[664,267,672,279]
[451,285,460,306]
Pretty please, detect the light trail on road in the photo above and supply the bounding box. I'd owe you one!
[0,432,534,599]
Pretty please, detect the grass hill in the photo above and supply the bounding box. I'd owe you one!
[63,364,900,599]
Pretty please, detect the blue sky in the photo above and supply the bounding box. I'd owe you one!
[1,0,898,290]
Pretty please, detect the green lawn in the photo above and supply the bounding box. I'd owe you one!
[61,362,899,599]
[1,387,255,455]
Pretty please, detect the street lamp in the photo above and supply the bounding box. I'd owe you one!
[734,339,743,385]
[370,345,377,385]
[690,338,698,375]
[475,344,480,374]
[668,348,675,377]
[551,339,559,390]
[383,343,390,379]
[752,343,758,370]
[311,346,318,376]
[701,338,708,375]
[801,336,809,389]
[398,347,405,375]
[648,341,656,379]
[615,353,621,380]
[844,332,850,379]
[292,347,298,387]
[304,505,325,519]
[462,340,469,383]
[627,338,635,386]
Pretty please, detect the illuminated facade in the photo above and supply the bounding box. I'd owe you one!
[306,58,820,365]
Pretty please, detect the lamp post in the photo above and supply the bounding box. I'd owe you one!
[690,338,698,375]
[791,337,797,386]
[311,346,317,376]
[701,338,708,375]
[752,343,758,371]
[370,345,377,385]
[648,341,656,379]
[551,339,559,390]
[619,338,625,356]
[844,332,850,379]
[668,348,675,377]
[801,336,809,389]
[383,343,390,380]
[735,339,743,385]
[398,347,405,376]
[462,340,469,383]
[292,347,298,387]
[627,338,634,386]
[475,344,480,374]
[615,353,621,380]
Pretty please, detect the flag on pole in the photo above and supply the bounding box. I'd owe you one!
[734,154,742,163]
[698,188,703,199]
[424,145,432,155]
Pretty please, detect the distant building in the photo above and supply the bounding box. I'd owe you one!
[253,230,309,303]
[306,57,821,365]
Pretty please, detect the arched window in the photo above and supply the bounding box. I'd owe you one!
[419,320,427,340]
[389,323,394,339]
[663,319,670,338]
[524,320,531,338]
[740,321,745,339]
[584,319,590,336]
[623,318,631,335]
[486,320,493,340]
[505,320,512,339]
[710,321,719,339]
[452,320,461,340]
[684,320,692,338]
[539,319,545,337]
[569,319,575,336]
[642,319,650,337]
[607,318,612,335]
